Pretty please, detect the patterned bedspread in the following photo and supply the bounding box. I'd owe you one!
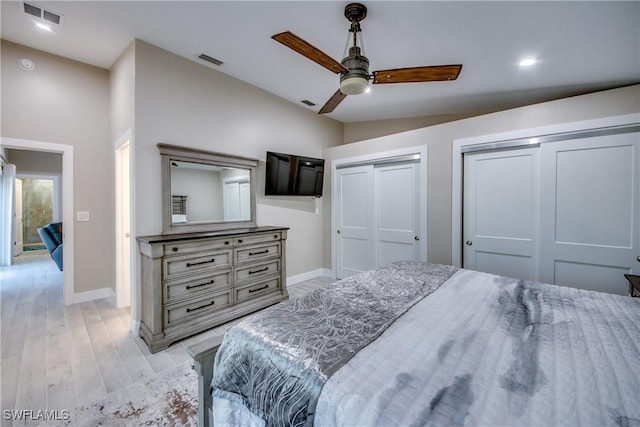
[211,263,640,427]
[315,269,640,426]
[210,262,457,426]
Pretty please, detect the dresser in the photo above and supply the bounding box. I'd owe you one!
[137,226,289,353]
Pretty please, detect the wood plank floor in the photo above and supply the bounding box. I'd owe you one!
[0,252,333,426]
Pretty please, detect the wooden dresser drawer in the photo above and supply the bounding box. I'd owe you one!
[235,242,280,264]
[233,232,281,246]
[137,226,289,353]
[164,291,232,328]
[163,250,231,280]
[163,238,232,257]
[235,259,280,284]
[235,277,281,303]
[164,270,231,303]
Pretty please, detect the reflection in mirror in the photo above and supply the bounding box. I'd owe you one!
[170,161,251,224]
[159,143,258,234]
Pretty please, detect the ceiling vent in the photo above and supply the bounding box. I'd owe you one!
[21,1,63,26]
[198,53,224,66]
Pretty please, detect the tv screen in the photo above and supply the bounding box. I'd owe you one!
[265,151,325,197]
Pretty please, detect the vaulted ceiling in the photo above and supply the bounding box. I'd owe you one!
[2,1,639,123]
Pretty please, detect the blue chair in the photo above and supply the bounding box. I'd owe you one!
[37,222,63,271]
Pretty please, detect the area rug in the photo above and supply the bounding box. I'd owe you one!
[60,362,198,426]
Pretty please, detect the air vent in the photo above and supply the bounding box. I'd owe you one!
[301,100,316,106]
[198,53,224,66]
[22,1,63,26]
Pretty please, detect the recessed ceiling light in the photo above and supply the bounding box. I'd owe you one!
[519,57,536,67]
[35,22,52,32]
[19,58,35,71]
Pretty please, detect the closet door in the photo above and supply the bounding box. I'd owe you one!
[336,165,374,278]
[463,148,540,280]
[375,162,420,266]
[539,133,640,294]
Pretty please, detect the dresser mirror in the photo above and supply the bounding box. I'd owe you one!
[158,143,258,234]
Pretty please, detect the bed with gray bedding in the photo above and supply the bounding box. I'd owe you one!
[207,261,640,427]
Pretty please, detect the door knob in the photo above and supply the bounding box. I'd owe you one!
[414,236,420,241]
[637,256,640,263]
[466,240,473,246]
[337,230,341,234]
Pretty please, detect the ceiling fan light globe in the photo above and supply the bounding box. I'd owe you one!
[340,76,369,95]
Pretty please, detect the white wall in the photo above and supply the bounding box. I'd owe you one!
[1,40,113,294]
[325,84,640,267]
[132,40,343,281]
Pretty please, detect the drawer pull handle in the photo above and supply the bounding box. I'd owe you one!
[249,249,269,256]
[186,301,215,313]
[225,241,230,245]
[249,267,269,275]
[273,235,279,239]
[248,285,269,294]
[238,239,243,244]
[186,279,215,290]
[172,247,178,252]
[186,258,215,267]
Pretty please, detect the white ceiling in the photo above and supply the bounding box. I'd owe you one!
[2,1,639,123]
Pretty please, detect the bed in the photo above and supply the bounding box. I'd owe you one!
[188,261,640,427]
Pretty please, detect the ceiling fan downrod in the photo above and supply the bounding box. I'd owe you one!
[340,3,370,95]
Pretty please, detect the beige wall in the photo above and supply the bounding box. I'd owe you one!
[343,113,483,144]
[133,41,343,281]
[325,84,640,267]
[110,41,135,143]
[7,149,62,175]
[1,40,113,294]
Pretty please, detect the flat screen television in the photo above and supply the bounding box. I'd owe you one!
[265,151,325,197]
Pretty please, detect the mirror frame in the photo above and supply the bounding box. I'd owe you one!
[158,143,258,234]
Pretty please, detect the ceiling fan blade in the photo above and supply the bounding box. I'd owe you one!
[372,65,463,84]
[272,31,348,74]
[318,89,347,114]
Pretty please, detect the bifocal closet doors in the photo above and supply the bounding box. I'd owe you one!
[463,131,640,295]
[335,160,421,279]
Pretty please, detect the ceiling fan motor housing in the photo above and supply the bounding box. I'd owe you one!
[340,46,370,95]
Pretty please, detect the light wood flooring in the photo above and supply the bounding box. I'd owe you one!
[0,252,333,426]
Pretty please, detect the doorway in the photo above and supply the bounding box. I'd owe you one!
[16,175,60,254]
[0,137,74,304]
[115,137,132,308]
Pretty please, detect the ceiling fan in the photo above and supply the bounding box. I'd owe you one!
[272,2,463,114]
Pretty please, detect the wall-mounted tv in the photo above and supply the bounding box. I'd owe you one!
[265,151,325,197]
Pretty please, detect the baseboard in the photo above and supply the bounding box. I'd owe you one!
[287,268,334,286]
[68,287,115,304]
